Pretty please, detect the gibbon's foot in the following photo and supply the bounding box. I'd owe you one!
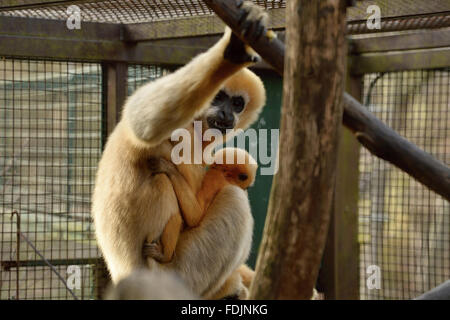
[224,1,268,64]
[221,285,248,300]
[148,157,177,176]
[237,285,249,300]
[142,241,165,262]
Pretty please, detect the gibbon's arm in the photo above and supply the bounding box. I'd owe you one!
[123,28,259,147]
[167,168,232,224]
[150,157,230,226]
[149,157,204,227]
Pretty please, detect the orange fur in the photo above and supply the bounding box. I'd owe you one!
[147,148,258,264]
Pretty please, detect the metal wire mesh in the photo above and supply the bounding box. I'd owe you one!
[0,0,286,24]
[1,0,449,36]
[0,57,104,299]
[347,13,450,34]
[127,64,169,95]
[359,68,450,300]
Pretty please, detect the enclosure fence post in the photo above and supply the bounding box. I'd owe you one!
[249,0,348,299]
[320,73,362,300]
[94,258,110,300]
[96,61,128,298]
[103,62,128,136]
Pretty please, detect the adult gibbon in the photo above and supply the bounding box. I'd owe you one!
[92,1,267,299]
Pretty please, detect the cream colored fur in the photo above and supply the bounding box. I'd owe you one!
[92,3,267,299]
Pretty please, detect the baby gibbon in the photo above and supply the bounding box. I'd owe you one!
[144,148,258,263]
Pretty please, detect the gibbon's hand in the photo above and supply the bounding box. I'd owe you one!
[224,1,269,64]
[142,241,165,262]
[148,157,177,176]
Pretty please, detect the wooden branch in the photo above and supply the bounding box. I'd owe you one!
[203,0,450,201]
[343,93,450,200]
[248,0,347,299]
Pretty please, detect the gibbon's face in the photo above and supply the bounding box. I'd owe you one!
[211,163,256,190]
[198,68,267,136]
[205,89,248,134]
[211,147,258,190]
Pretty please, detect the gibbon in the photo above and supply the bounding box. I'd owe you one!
[92,1,267,299]
[104,269,198,300]
[143,148,258,264]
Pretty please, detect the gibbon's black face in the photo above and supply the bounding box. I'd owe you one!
[207,90,246,134]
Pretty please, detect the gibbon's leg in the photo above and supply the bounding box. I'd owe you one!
[207,264,255,300]
[94,170,181,284]
[148,158,203,227]
[143,214,183,263]
[237,264,255,289]
[157,185,254,298]
[122,2,268,147]
[208,269,248,300]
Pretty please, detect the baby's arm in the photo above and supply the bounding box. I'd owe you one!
[148,157,204,227]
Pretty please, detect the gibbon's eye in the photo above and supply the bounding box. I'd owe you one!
[238,173,248,181]
[212,90,228,105]
[231,96,245,113]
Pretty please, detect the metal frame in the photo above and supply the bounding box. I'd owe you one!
[1,15,449,70]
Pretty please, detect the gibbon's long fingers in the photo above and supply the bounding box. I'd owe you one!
[142,242,165,262]
[238,8,250,26]
[237,2,268,42]
[241,19,265,42]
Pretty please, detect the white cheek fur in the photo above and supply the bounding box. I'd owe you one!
[222,88,250,117]
[202,89,249,125]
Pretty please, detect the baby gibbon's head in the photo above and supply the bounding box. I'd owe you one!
[210,148,258,189]
[200,68,266,137]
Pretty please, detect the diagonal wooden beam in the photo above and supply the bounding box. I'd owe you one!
[123,8,285,41]
[247,0,348,299]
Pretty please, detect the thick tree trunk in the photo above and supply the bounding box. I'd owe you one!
[249,0,348,299]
